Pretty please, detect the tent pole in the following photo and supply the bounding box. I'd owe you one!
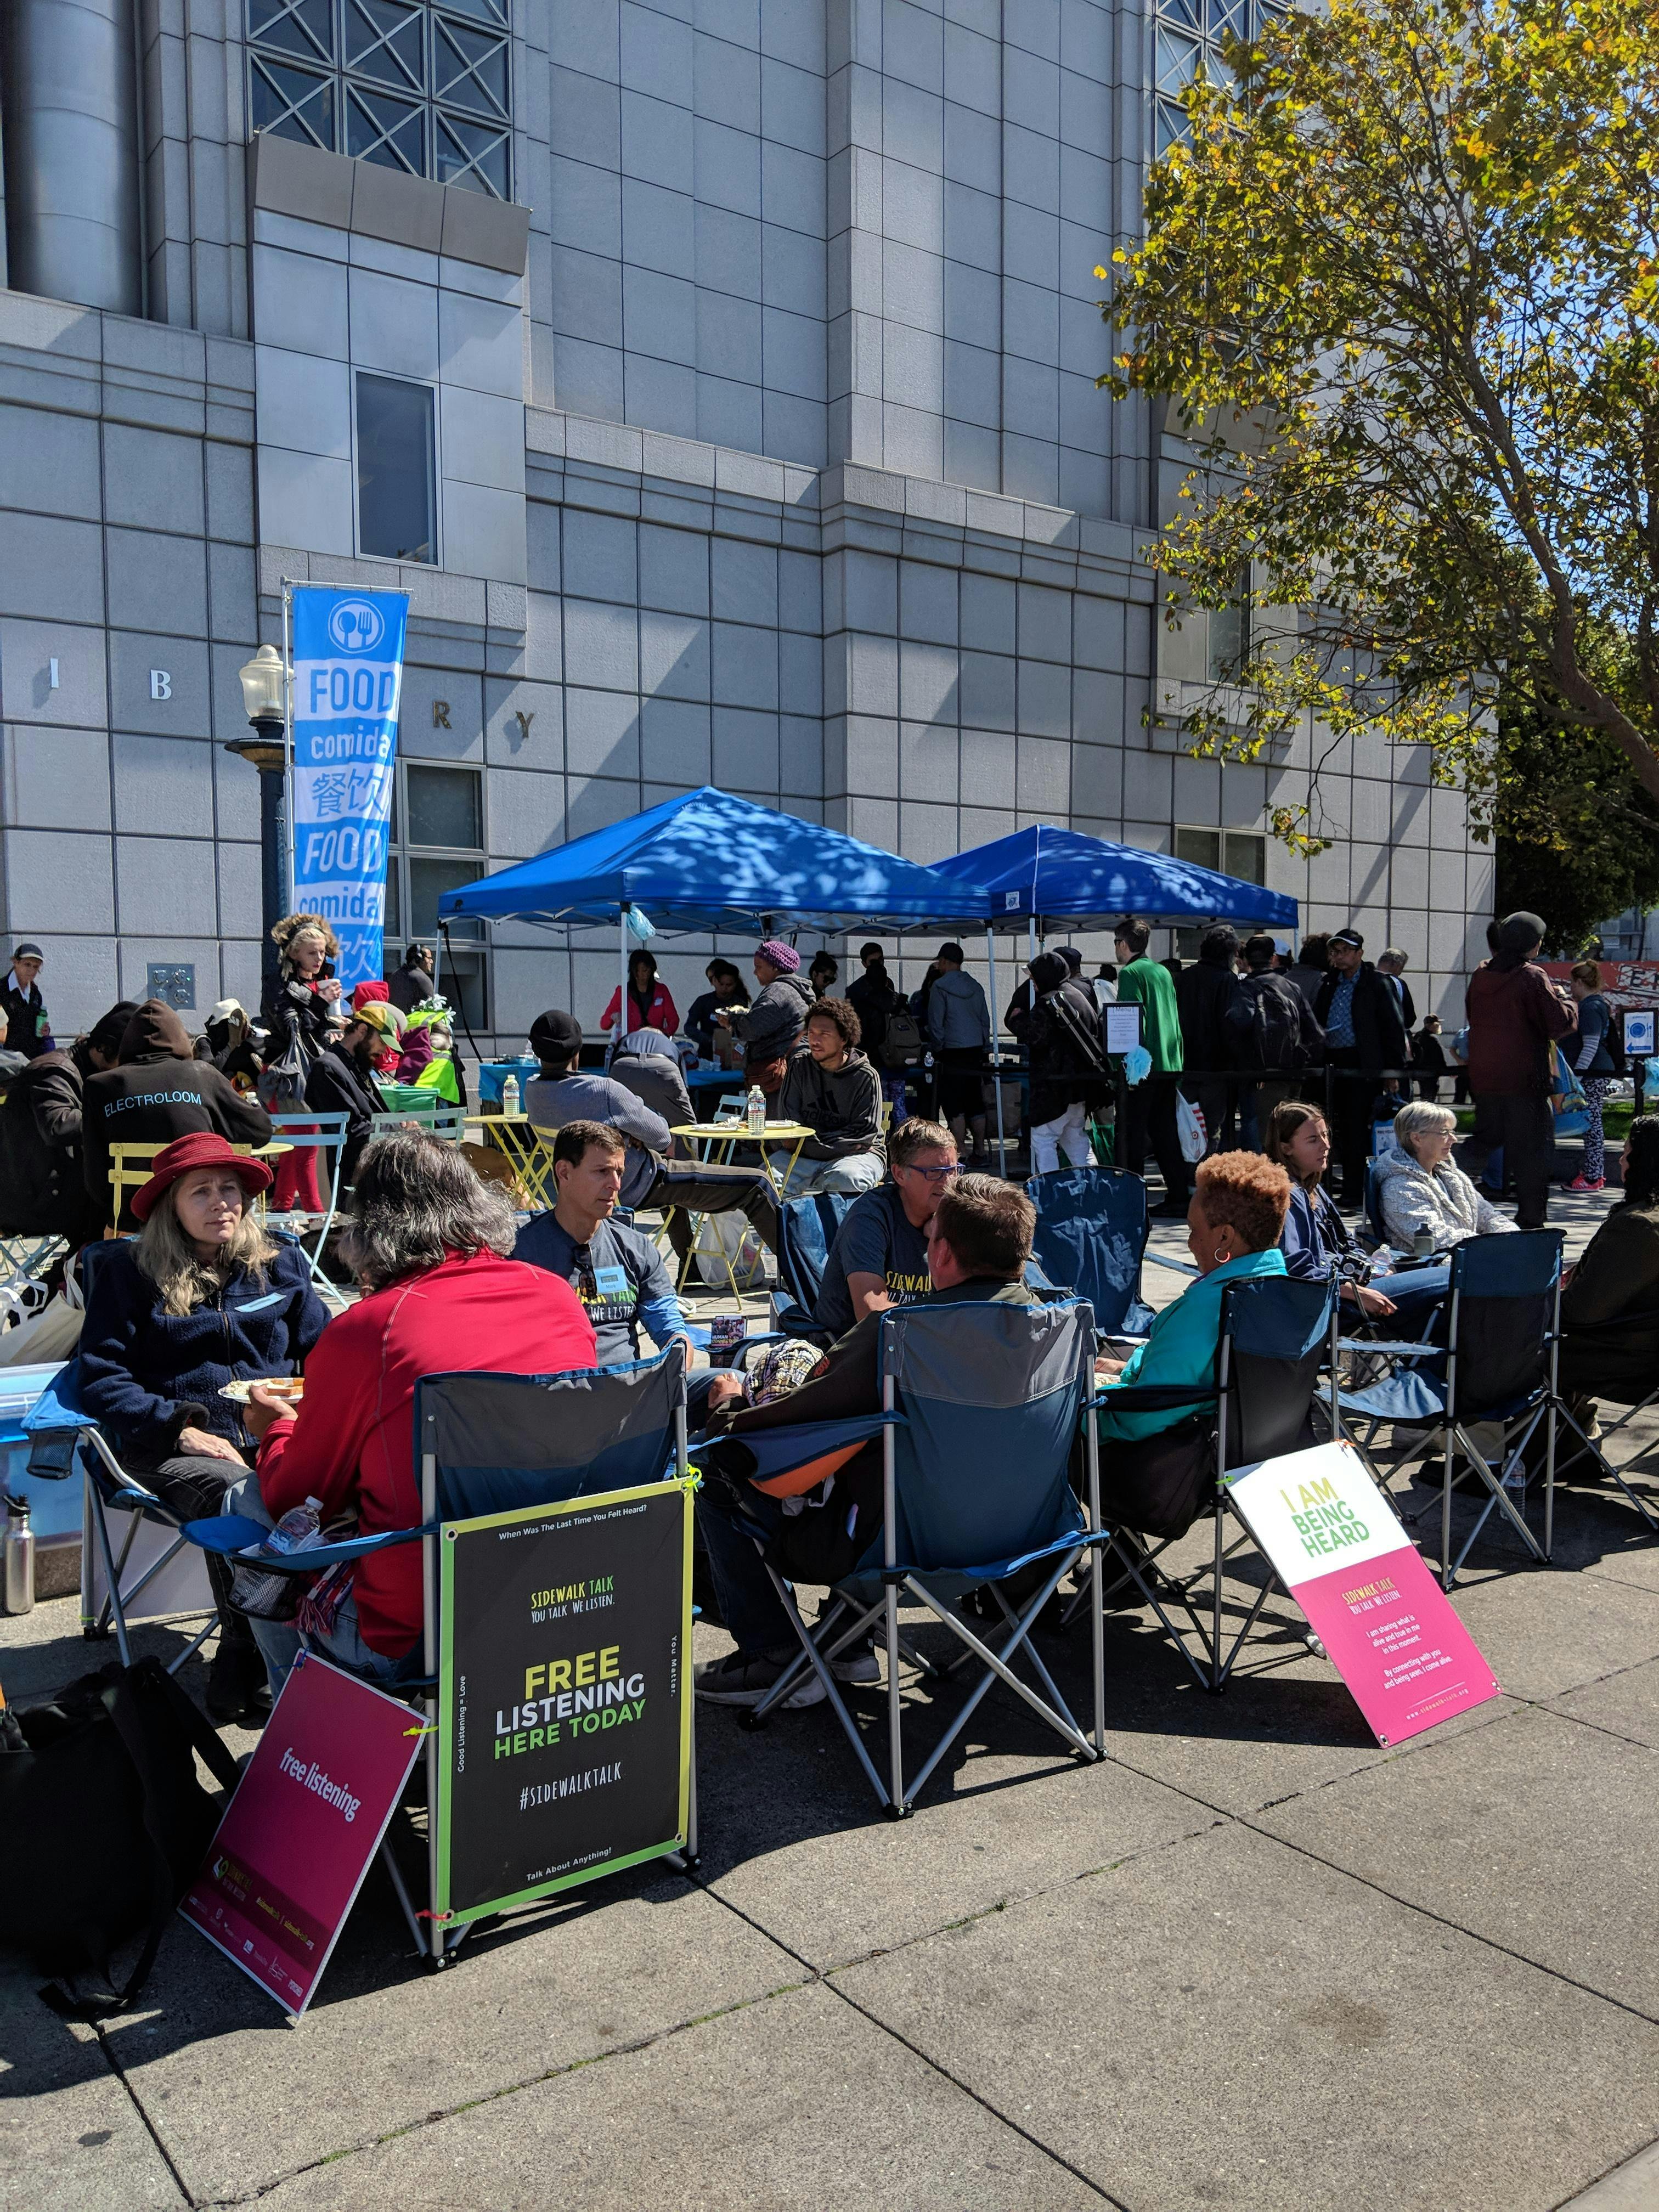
[986,928,1006,1178]
[618,905,630,1055]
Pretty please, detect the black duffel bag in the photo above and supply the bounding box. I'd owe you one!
[0,1657,241,2016]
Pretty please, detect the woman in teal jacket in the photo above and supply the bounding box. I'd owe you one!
[1097,1149,1293,1443]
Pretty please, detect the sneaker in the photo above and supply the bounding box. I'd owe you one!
[832,1647,881,1686]
[1568,1175,1605,1193]
[693,1649,825,1708]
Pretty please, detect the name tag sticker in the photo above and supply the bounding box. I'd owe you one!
[233,1292,284,1312]
[593,1266,630,1297]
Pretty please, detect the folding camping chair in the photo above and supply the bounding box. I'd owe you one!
[1025,1166,1155,1338]
[766,1189,856,1339]
[1335,1229,1564,1589]
[1076,1273,1341,1691]
[266,1110,351,1284]
[185,1346,695,1967]
[719,1297,1105,1816]
[1547,1306,1659,1536]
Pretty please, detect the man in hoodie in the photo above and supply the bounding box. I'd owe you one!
[82,1000,273,1230]
[1464,910,1577,1229]
[926,941,992,1159]
[1007,950,1104,1175]
[0,998,135,1244]
[715,940,815,1096]
[772,997,886,1200]
[526,1008,779,1255]
[1175,925,1244,1153]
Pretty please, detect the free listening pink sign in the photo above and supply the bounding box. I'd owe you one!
[1226,1441,1500,1745]
[180,1651,423,2015]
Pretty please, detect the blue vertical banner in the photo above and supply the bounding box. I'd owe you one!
[290,586,409,991]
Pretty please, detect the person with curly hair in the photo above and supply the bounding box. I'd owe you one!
[1095,1149,1292,1443]
[261,913,345,1214]
[772,995,886,1201]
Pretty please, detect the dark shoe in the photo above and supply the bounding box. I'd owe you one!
[693,1647,825,1708]
[206,1643,273,1726]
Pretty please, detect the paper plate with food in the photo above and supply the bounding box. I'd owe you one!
[219,1376,306,1406]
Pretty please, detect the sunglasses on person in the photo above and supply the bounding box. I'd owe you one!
[898,1160,962,1184]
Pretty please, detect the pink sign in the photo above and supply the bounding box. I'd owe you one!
[1227,1441,1501,1745]
[180,1651,423,2015]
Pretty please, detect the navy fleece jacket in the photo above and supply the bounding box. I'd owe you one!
[77,1237,331,1460]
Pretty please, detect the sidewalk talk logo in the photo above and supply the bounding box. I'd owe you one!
[326,597,386,654]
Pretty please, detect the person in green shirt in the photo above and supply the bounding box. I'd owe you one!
[1114,917,1190,1218]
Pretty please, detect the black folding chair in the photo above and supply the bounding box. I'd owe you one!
[1079,1273,1341,1690]
[1024,1166,1155,1338]
[1336,1229,1564,1588]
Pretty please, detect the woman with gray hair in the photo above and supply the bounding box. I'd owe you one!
[1374,1100,1517,1252]
[238,1130,597,1688]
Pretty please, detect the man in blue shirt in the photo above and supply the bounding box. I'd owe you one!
[514,1120,689,1367]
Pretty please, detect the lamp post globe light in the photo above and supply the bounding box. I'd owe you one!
[228,643,292,1000]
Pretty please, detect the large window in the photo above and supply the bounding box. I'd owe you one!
[1173,825,1268,957]
[1153,0,1286,157]
[385,761,488,1030]
[248,0,511,199]
[357,373,436,563]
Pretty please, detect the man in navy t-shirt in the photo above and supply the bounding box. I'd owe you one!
[514,1119,688,1366]
[814,1119,960,1336]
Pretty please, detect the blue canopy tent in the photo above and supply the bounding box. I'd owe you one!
[433,785,970,1044]
[925,823,1300,1164]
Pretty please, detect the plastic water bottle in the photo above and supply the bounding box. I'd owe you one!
[746,1084,766,1135]
[233,1496,325,1617]
[501,1073,521,1116]
[3,1498,33,1616]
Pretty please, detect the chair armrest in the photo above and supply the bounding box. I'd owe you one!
[180,1515,434,1573]
[1142,1251,1200,1278]
[1091,1384,1217,1413]
[1335,1338,1443,1357]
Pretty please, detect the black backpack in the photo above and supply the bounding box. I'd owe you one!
[0,1658,241,2016]
[1242,973,1306,1073]
[883,1008,924,1064]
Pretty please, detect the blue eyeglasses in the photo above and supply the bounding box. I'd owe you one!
[902,1161,963,1184]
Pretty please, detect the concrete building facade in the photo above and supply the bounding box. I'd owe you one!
[0,0,1492,1046]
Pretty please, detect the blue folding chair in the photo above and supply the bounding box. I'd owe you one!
[1335,1229,1563,1589]
[715,1298,1105,1815]
[1079,1273,1341,1690]
[768,1189,857,1338]
[1025,1166,1156,1338]
[186,1346,694,1963]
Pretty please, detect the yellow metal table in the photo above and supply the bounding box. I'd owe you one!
[462,1114,556,1209]
[663,1121,816,1300]
[106,1140,292,1228]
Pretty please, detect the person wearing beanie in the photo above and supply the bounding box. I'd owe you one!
[1007,950,1105,1175]
[75,1131,330,1722]
[1464,910,1576,1227]
[0,998,137,1245]
[1,942,53,1063]
[81,999,273,1232]
[925,942,992,1158]
[524,1008,782,1255]
[714,940,815,1097]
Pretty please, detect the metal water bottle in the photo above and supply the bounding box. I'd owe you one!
[4,1498,34,1616]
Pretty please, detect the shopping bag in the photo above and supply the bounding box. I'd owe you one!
[1175,1092,1207,1165]
[695,1210,774,1289]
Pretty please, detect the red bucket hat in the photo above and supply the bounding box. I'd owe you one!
[131,1132,273,1223]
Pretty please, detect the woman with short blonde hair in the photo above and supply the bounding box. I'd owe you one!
[1375,1099,1516,1251]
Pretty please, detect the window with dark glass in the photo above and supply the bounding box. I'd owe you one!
[1153,0,1286,157]
[1173,827,1269,956]
[356,373,436,563]
[383,762,488,1028]
[247,0,510,199]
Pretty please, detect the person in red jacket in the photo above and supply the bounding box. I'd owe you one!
[599,949,679,1038]
[1464,910,1577,1229]
[241,1129,595,1689]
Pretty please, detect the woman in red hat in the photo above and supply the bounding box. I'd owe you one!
[77,1133,331,1724]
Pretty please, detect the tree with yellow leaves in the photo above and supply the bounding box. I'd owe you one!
[1103,0,1658,852]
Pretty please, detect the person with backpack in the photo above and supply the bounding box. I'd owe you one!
[1227,933,1324,1149]
[1565,960,1620,1192]
[1007,950,1104,1174]
[1175,926,1244,1153]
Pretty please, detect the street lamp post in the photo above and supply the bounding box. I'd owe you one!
[228,643,291,1003]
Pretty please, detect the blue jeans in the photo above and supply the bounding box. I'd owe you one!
[769,1150,884,1203]
[696,1481,794,1655]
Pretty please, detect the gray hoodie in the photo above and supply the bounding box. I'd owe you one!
[732,973,815,1060]
[526,1067,672,1210]
[927,968,991,1050]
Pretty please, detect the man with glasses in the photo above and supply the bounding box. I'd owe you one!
[812,1118,960,1336]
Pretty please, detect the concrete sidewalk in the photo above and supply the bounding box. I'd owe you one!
[5,1191,1658,2210]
